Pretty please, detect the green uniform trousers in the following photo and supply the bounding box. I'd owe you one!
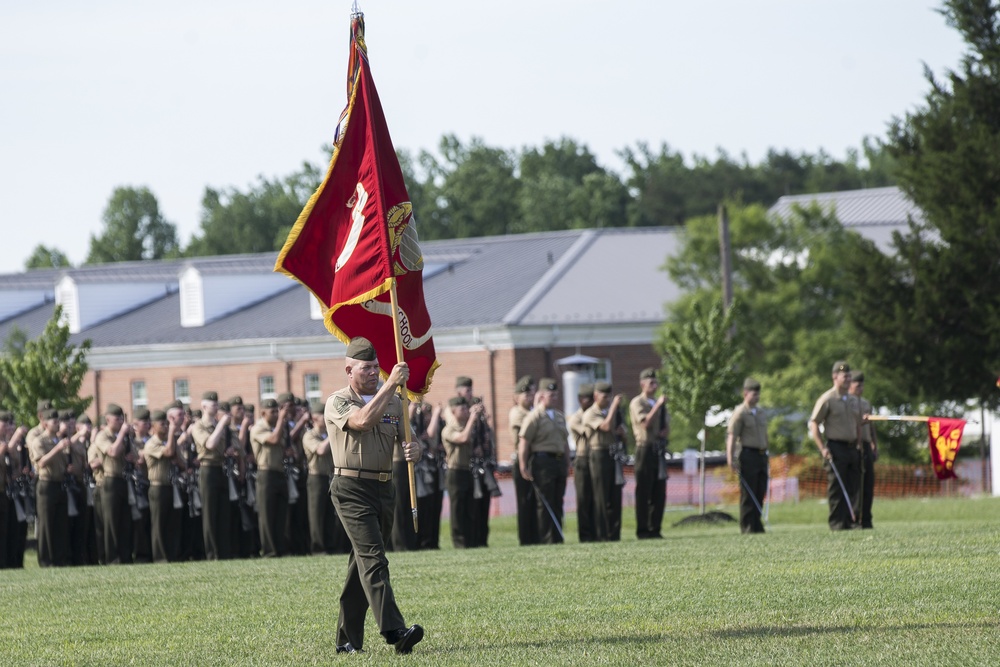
[825,440,860,531]
[737,448,768,534]
[588,449,621,541]
[149,485,179,562]
[390,461,418,552]
[530,453,566,545]
[573,454,596,543]
[512,454,538,546]
[199,466,230,560]
[35,480,68,567]
[307,473,338,554]
[445,468,474,548]
[102,477,132,564]
[634,443,666,538]
[856,445,875,528]
[257,469,288,557]
[330,475,406,650]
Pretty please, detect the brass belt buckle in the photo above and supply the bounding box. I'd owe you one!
[378,472,390,482]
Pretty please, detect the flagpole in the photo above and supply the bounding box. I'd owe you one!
[389,279,420,533]
[866,416,931,422]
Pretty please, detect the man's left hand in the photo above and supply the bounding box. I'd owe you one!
[402,441,420,462]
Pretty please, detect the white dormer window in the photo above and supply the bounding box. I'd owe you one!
[179,265,205,328]
[310,293,324,320]
[55,275,80,333]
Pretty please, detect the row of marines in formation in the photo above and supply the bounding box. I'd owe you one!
[0,360,871,567]
[0,392,360,567]
[0,365,672,567]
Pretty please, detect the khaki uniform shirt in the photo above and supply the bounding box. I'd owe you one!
[442,418,471,469]
[192,416,224,467]
[250,420,285,473]
[68,439,88,484]
[25,423,44,450]
[858,397,874,444]
[582,404,617,452]
[568,409,588,457]
[509,405,530,453]
[325,386,403,474]
[727,403,768,456]
[810,388,860,443]
[88,440,105,485]
[303,427,333,476]
[630,395,669,448]
[143,434,174,486]
[520,406,569,455]
[93,428,126,479]
[29,432,68,482]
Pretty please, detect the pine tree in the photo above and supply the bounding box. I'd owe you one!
[848,0,1000,408]
[0,306,92,424]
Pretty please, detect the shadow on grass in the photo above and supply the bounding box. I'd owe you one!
[710,620,998,639]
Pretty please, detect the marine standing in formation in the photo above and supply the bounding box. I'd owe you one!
[143,409,179,563]
[441,396,483,548]
[508,375,538,546]
[726,378,769,534]
[324,336,424,655]
[849,371,877,529]
[584,382,626,542]
[630,368,669,539]
[569,384,595,543]
[251,398,289,558]
[518,378,569,545]
[809,361,862,531]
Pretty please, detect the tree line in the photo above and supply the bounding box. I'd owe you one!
[24,138,894,269]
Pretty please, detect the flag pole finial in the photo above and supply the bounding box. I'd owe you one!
[351,0,362,18]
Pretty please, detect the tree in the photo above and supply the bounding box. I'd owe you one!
[658,300,743,514]
[621,142,896,228]
[0,306,91,425]
[516,137,629,232]
[847,0,1000,410]
[416,135,521,239]
[186,163,322,257]
[24,244,71,270]
[87,186,179,264]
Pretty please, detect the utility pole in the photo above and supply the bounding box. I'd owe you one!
[718,204,734,336]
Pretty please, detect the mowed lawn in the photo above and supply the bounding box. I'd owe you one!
[2,497,999,666]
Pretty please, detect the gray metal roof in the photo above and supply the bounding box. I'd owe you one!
[0,205,910,350]
[769,186,923,227]
[516,228,681,325]
[420,230,584,328]
[0,301,57,343]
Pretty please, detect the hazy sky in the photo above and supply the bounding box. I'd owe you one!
[0,1,966,274]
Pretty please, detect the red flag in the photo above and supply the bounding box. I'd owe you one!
[927,417,965,480]
[275,14,438,397]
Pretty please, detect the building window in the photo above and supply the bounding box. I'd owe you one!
[131,380,148,412]
[174,378,190,406]
[303,373,321,405]
[259,375,276,402]
[592,360,612,382]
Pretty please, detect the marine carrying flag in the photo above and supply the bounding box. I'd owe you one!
[274,14,438,397]
[927,417,965,480]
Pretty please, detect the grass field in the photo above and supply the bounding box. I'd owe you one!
[3,497,999,666]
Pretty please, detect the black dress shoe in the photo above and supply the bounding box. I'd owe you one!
[390,624,424,654]
[335,643,364,654]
